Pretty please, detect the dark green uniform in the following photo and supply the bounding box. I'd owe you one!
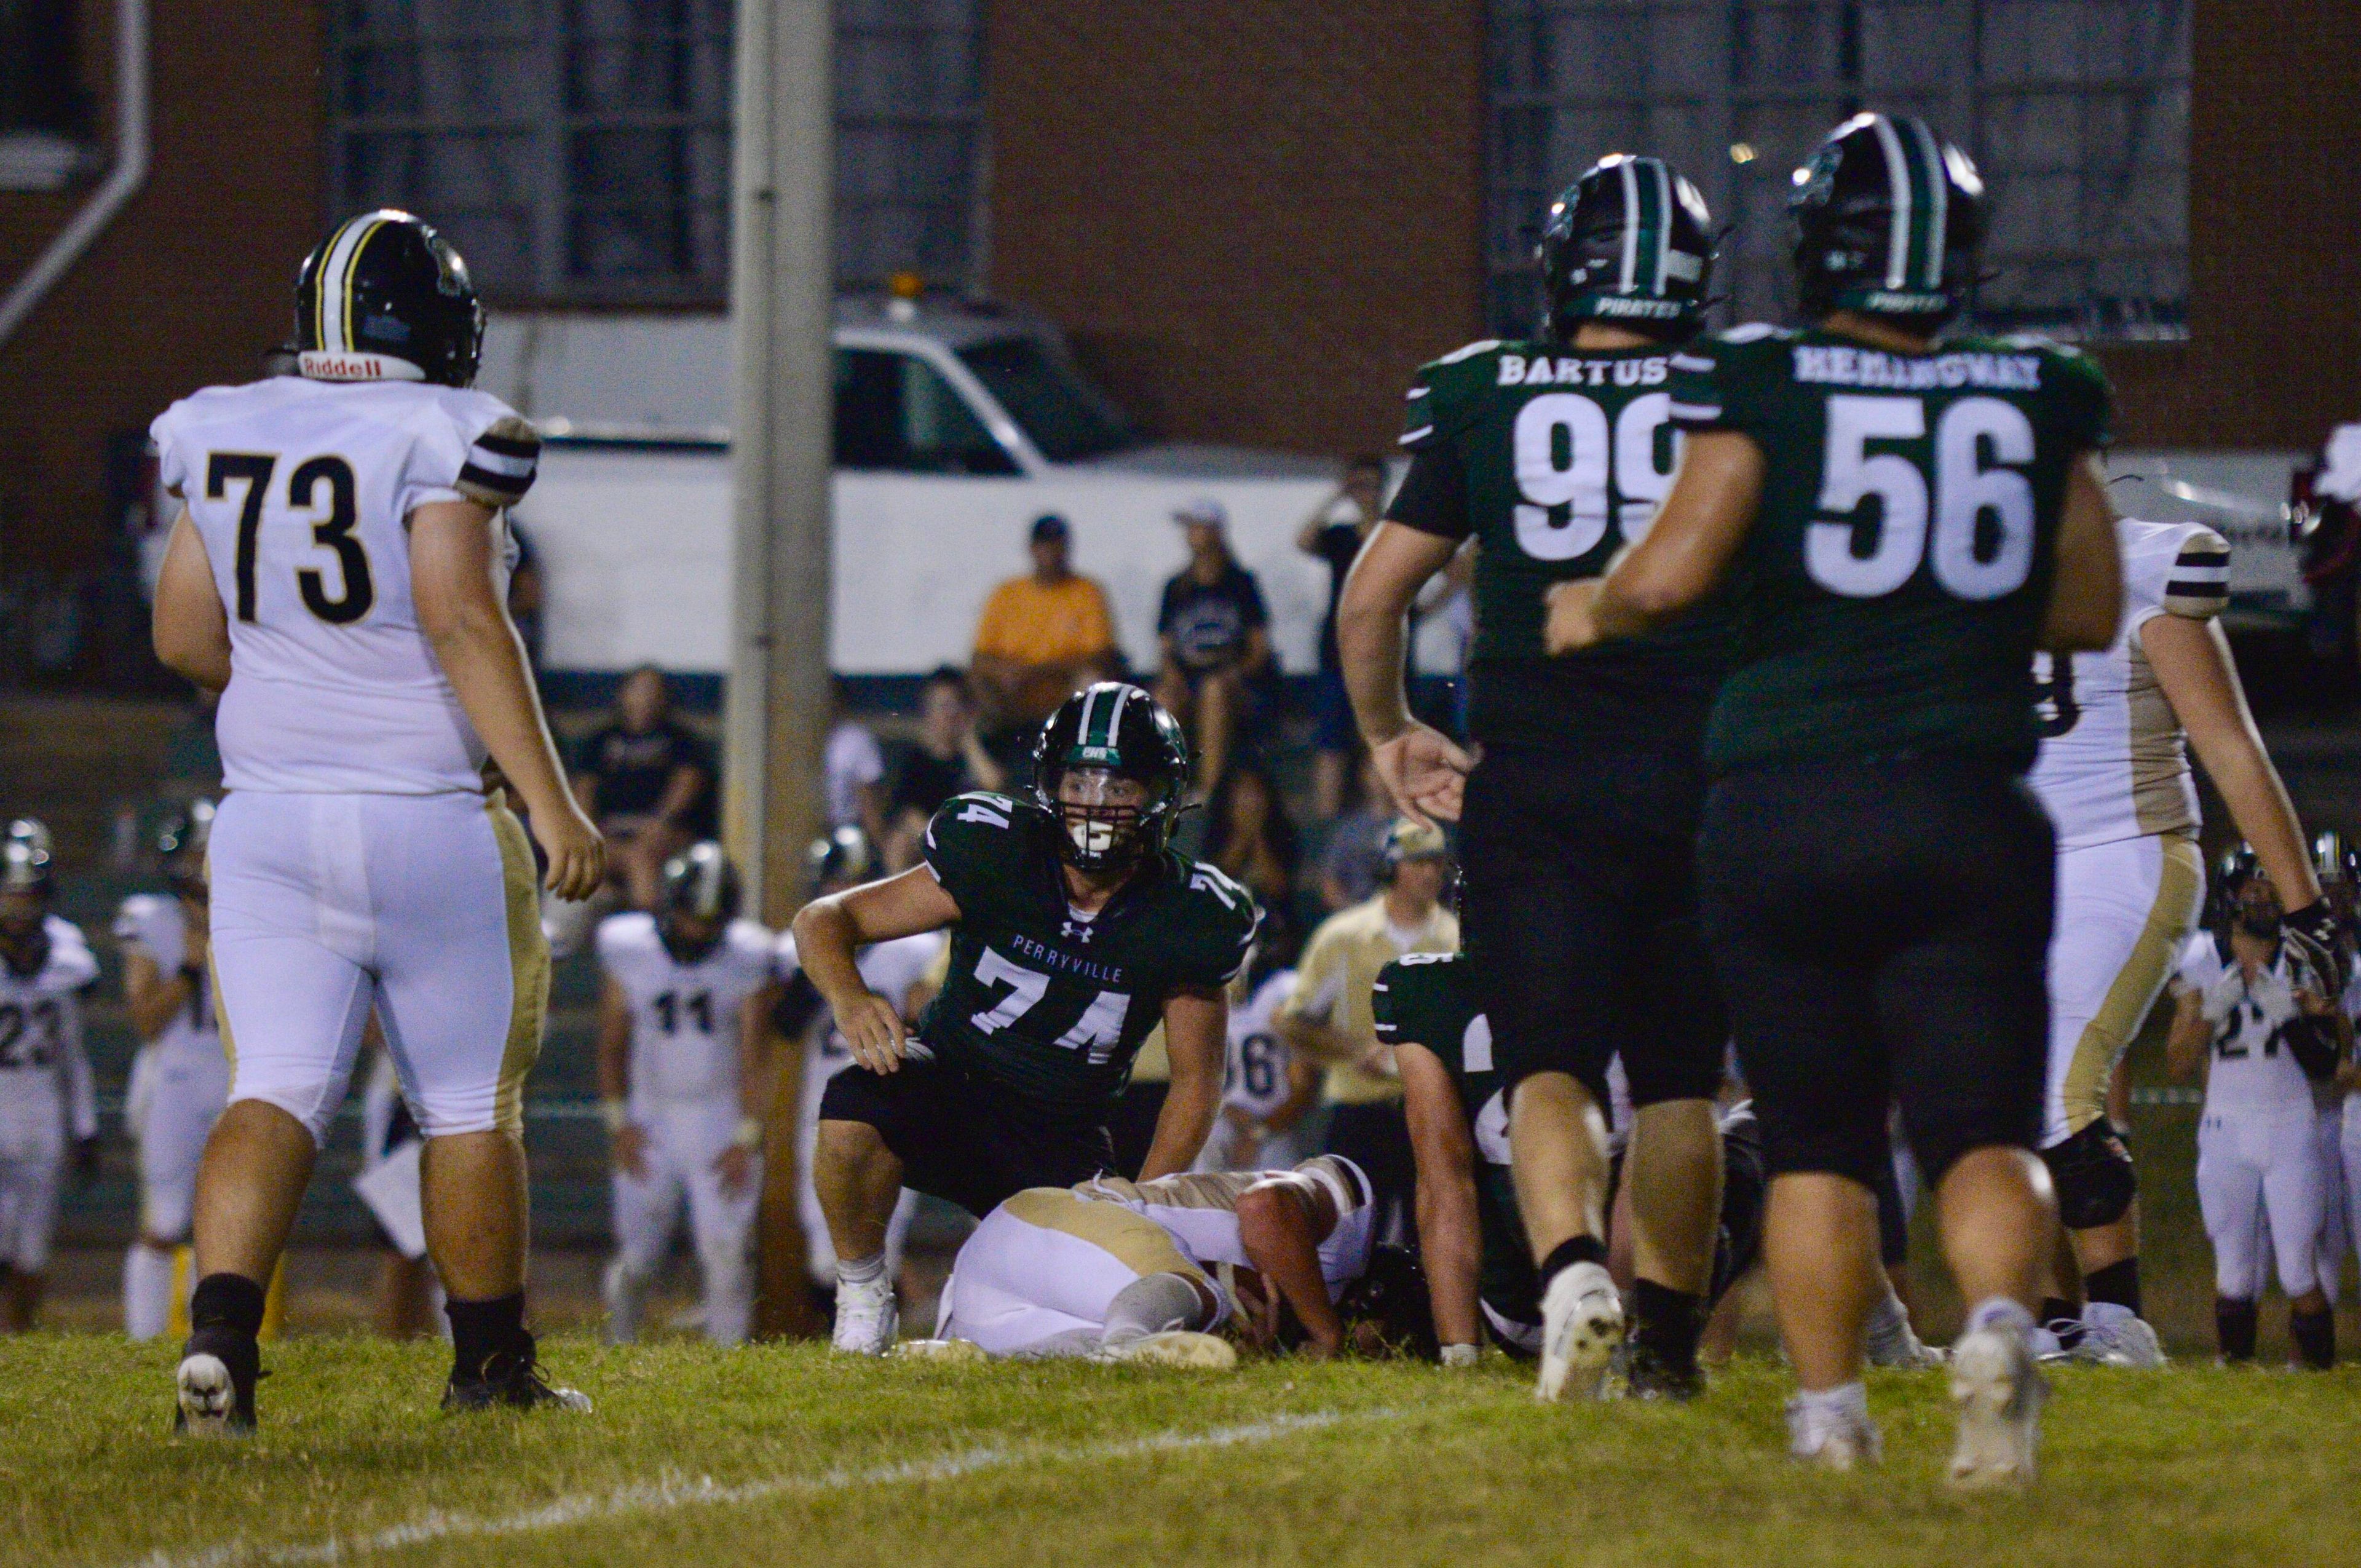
[1675,325,2110,1191]
[1385,339,1730,1110]
[1370,951,1541,1345]
[1666,325,2110,774]
[819,791,1257,1216]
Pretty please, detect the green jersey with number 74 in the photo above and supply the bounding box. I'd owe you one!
[1667,324,2113,774]
[913,791,1260,1122]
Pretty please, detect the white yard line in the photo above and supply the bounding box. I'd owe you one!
[128,1408,1403,1568]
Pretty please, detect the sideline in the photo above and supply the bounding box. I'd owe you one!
[127,1407,1406,1568]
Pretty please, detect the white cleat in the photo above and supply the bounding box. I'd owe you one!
[1535,1261,1623,1403]
[891,1337,986,1363]
[1865,1302,1943,1370]
[831,1272,900,1355]
[1948,1325,2047,1490]
[1786,1396,1883,1471]
[2073,1304,2167,1369]
[175,1353,239,1436]
[1107,1331,1238,1371]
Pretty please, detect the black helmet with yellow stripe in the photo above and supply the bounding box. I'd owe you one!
[294,210,484,387]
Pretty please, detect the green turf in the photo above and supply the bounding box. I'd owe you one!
[4,1337,2355,1568]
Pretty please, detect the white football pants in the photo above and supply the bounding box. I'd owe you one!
[609,1101,758,1345]
[2197,1110,2327,1301]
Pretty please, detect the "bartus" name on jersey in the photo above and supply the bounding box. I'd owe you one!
[1495,354,1671,389]
[1790,345,2044,392]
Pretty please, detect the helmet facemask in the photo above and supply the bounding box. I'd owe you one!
[1043,765,1172,875]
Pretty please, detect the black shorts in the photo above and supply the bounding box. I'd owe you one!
[818,1055,1117,1218]
[1459,727,1727,1111]
[1697,753,2055,1192]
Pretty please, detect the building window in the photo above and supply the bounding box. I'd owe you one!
[1486,0,2189,343]
[0,0,92,189]
[328,0,983,306]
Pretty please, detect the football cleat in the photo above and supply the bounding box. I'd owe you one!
[1106,1331,1238,1371]
[831,1272,900,1356]
[890,1337,986,1364]
[1535,1261,1623,1403]
[2073,1304,2167,1369]
[1865,1298,1944,1370]
[1786,1394,1883,1471]
[173,1329,259,1436]
[443,1342,592,1414]
[1947,1324,2047,1489]
[1606,1340,1702,1402]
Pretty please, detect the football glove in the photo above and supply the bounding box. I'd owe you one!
[2282,899,2349,992]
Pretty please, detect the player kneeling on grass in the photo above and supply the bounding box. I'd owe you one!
[910,1155,1422,1363]
[595,843,779,1347]
[2167,852,2348,1369]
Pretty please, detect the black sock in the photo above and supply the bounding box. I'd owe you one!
[2082,1259,2142,1316]
[2041,1296,2084,1350]
[189,1272,267,1343]
[1629,1279,1703,1372]
[2290,1306,2336,1371]
[2215,1297,2257,1363]
[445,1292,530,1381]
[1540,1235,1607,1288]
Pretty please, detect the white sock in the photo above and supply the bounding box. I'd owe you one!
[1964,1296,2035,1339]
[1864,1286,1912,1344]
[1795,1380,1870,1425]
[1102,1272,1208,1347]
[124,1244,174,1342]
[837,1251,887,1287]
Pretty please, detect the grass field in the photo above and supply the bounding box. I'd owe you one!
[4,1337,2355,1568]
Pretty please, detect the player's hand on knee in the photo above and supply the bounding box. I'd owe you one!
[841,993,908,1074]
[714,1142,756,1195]
[536,798,607,902]
[611,1122,650,1178]
[1372,723,1471,828]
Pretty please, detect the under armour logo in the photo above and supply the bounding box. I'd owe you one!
[1061,920,1094,944]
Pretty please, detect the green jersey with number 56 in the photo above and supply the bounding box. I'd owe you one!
[1668,325,2112,773]
[1391,339,1731,746]
[916,792,1259,1121]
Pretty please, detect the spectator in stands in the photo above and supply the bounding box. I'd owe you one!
[1156,498,1273,799]
[885,666,1005,870]
[824,677,888,845]
[970,514,1121,768]
[1202,763,1300,957]
[573,665,716,909]
[1320,752,1394,912]
[1299,455,1387,820]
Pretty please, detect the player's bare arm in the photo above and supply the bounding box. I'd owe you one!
[409,499,604,900]
[2042,455,2127,654]
[2148,612,2322,908]
[1136,983,1225,1179]
[790,864,960,1074]
[123,944,201,1044]
[151,509,233,693]
[1548,430,1766,651]
[2164,984,2209,1080]
[593,973,647,1179]
[1337,521,1469,826]
[1397,1041,1484,1356]
[1235,1176,1345,1358]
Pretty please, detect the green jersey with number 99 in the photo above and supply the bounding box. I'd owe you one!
[1667,325,2112,774]
[1392,339,1732,747]
[916,792,1260,1122]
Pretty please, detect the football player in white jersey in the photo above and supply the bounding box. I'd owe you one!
[1195,962,1315,1173]
[149,211,603,1431]
[2166,856,2347,1369]
[595,844,778,1347]
[117,803,232,1340]
[2319,833,2361,1304]
[775,828,939,1296]
[0,826,100,1332]
[2026,516,2333,1367]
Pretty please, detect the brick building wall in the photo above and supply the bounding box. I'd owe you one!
[0,0,326,573]
[984,0,1489,459]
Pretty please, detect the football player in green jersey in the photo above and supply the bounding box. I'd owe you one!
[1340,155,1732,1404]
[794,683,1259,1353]
[1552,113,2124,1484]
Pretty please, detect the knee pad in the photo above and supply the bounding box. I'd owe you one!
[2039,1120,2138,1231]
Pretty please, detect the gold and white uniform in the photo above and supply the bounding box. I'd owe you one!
[2027,518,2228,1149]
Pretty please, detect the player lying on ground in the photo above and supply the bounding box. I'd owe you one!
[795,684,1256,1353]
[912,1154,1433,1363]
[2167,853,2349,1369]
[2025,509,2328,1368]
[1549,113,2126,1484]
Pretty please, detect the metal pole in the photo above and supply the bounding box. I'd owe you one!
[726,0,833,1338]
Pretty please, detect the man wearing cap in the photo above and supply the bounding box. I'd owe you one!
[1155,498,1275,799]
[971,515,1122,767]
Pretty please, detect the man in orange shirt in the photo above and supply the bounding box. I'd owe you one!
[971,515,1123,750]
